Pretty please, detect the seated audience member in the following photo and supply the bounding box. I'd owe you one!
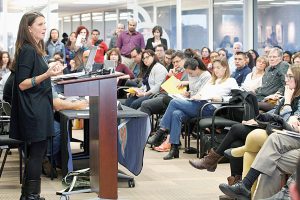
[248,49,259,65]
[240,56,268,92]
[0,51,11,79]
[42,86,89,177]
[290,159,300,200]
[263,43,273,56]
[145,25,168,51]
[149,58,238,160]
[218,48,228,60]
[107,48,134,86]
[145,55,210,152]
[184,48,195,59]
[228,42,243,75]
[189,65,300,187]
[255,47,289,112]
[231,52,251,86]
[207,51,220,73]
[200,47,211,68]
[163,49,175,71]
[3,71,13,104]
[283,50,293,64]
[0,51,12,99]
[245,52,255,70]
[292,52,300,64]
[124,49,168,109]
[126,47,143,87]
[155,44,166,63]
[219,125,300,199]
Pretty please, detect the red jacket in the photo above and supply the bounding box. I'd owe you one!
[92,40,108,64]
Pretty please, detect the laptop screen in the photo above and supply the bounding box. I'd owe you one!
[84,46,97,74]
[103,60,117,71]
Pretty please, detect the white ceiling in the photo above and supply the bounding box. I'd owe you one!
[6,0,298,17]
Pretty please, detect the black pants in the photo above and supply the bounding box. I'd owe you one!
[140,94,171,116]
[25,140,48,180]
[216,123,256,176]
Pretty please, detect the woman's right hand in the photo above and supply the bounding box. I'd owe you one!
[70,60,76,71]
[47,61,64,77]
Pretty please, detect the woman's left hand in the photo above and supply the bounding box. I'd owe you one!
[284,85,294,103]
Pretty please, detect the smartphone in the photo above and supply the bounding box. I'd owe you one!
[75,34,85,47]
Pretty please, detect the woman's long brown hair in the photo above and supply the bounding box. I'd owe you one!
[12,11,45,71]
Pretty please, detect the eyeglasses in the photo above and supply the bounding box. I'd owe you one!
[142,55,151,61]
[172,59,182,65]
[268,55,279,59]
[285,74,294,80]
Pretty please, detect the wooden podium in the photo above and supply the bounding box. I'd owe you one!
[59,74,120,199]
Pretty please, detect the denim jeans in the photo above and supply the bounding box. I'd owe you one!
[159,99,216,144]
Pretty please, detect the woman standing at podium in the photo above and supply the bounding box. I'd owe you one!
[10,12,63,200]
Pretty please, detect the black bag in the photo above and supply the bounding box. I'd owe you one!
[255,113,295,135]
[228,89,259,122]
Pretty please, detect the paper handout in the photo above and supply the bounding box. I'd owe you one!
[160,76,187,94]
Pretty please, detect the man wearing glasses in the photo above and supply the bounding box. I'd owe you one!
[255,47,289,111]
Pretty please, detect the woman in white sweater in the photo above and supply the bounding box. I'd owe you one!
[149,58,239,160]
[124,49,168,109]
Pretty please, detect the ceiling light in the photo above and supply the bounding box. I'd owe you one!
[270,1,300,5]
[73,0,125,4]
[214,1,243,5]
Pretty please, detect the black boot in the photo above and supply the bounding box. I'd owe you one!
[19,182,26,200]
[24,179,45,200]
[163,144,179,160]
[147,129,167,146]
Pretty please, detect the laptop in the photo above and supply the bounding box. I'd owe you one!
[84,46,98,74]
[103,60,117,72]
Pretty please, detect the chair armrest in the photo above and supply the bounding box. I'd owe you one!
[199,101,230,119]
[117,86,130,92]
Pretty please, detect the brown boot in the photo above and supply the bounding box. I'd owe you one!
[189,149,222,172]
[227,175,242,186]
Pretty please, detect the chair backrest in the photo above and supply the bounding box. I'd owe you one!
[2,101,11,116]
[0,101,11,135]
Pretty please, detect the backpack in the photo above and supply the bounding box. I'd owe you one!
[62,168,90,192]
